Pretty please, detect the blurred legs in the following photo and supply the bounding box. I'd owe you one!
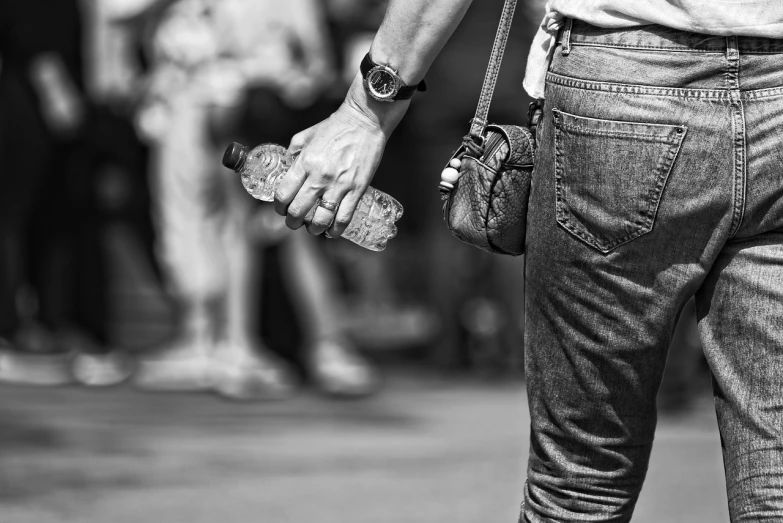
[135,97,294,399]
[280,232,378,397]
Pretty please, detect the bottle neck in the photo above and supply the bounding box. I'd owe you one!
[235,148,248,171]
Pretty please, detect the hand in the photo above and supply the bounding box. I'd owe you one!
[273,101,388,238]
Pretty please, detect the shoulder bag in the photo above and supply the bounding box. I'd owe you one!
[440,0,542,256]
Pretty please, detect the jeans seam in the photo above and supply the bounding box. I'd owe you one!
[726,37,748,238]
[571,42,783,55]
[728,98,747,239]
[568,41,723,53]
[742,87,783,100]
[556,123,680,142]
[546,72,730,100]
[548,72,783,101]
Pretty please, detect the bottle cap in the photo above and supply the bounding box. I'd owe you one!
[222,143,249,171]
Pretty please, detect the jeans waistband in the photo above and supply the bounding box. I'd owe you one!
[559,19,783,54]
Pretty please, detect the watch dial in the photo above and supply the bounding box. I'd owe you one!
[368,70,396,98]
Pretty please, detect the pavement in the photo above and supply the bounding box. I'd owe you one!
[0,373,729,523]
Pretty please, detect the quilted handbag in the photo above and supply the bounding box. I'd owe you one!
[440,0,540,256]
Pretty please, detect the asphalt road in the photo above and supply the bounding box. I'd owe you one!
[0,374,729,523]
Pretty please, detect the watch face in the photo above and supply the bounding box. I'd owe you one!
[366,68,398,101]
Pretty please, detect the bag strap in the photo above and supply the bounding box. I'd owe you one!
[468,0,518,142]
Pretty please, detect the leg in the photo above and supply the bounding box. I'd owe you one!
[137,96,294,399]
[521,49,737,520]
[0,75,75,385]
[134,95,226,390]
[0,75,53,340]
[522,226,693,521]
[212,156,297,400]
[279,232,343,345]
[696,234,783,521]
[279,233,378,397]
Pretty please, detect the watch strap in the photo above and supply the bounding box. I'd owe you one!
[360,54,427,100]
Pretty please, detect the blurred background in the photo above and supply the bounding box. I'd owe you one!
[0,0,727,521]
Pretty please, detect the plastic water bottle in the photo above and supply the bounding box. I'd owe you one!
[222,142,403,251]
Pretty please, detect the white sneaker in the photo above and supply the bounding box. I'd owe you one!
[133,338,214,392]
[308,338,379,398]
[0,348,75,386]
[0,325,75,386]
[72,350,134,387]
[57,329,134,387]
[209,340,297,401]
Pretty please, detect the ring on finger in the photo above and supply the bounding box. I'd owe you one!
[317,198,339,212]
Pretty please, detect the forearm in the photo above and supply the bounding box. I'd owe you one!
[344,0,474,135]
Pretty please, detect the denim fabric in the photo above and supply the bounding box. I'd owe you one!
[521,20,783,522]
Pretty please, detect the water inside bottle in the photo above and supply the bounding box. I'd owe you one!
[240,144,291,202]
[342,187,404,251]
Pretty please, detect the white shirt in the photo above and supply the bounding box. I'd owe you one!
[524,0,783,98]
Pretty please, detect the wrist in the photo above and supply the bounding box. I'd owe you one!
[344,72,409,137]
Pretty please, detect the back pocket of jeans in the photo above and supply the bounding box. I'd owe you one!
[553,108,686,253]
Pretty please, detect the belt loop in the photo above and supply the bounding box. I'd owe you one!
[561,18,573,56]
[726,35,739,61]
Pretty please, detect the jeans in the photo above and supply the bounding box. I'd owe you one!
[521,20,783,522]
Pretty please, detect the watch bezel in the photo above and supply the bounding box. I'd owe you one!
[364,65,402,102]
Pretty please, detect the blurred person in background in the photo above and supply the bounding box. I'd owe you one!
[129,0,378,399]
[0,0,140,386]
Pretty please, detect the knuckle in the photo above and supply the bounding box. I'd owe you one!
[300,156,320,173]
[290,132,305,147]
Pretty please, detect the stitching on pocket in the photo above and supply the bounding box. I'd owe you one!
[553,108,687,253]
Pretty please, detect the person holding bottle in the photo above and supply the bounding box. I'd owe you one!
[277,0,783,520]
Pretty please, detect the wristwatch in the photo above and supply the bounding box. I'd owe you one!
[360,53,427,102]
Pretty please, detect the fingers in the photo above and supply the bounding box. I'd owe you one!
[284,181,323,230]
[274,126,317,216]
[273,155,307,217]
[327,190,364,239]
[305,192,347,236]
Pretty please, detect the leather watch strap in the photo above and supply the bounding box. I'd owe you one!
[468,0,518,140]
[360,54,427,101]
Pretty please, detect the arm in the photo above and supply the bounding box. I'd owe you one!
[273,0,474,237]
